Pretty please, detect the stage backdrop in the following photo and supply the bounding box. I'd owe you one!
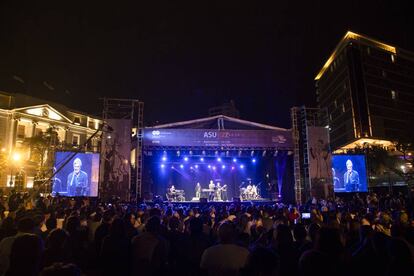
[307,126,333,199]
[143,129,292,148]
[100,119,132,201]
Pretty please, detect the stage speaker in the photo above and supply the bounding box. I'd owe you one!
[200,198,208,204]
[233,197,241,203]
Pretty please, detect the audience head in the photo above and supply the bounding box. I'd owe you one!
[218,221,236,243]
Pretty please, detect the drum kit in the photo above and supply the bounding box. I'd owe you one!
[240,183,261,200]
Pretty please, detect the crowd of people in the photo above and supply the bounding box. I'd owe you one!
[0,188,413,276]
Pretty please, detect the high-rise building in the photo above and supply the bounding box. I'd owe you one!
[315,31,414,151]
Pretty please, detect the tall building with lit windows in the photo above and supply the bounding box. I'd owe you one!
[315,31,414,151]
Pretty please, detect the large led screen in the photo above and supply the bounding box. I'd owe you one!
[52,152,100,197]
[332,154,367,193]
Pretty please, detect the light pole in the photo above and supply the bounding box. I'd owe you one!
[9,153,21,188]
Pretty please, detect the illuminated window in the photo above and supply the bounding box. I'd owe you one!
[72,134,80,146]
[391,90,397,100]
[17,125,25,138]
[391,54,395,63]
[73,117,81,125]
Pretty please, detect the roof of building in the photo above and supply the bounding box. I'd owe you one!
[149,114,290,131]
[315,31,397,81]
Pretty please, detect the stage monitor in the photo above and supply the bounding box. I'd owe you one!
[52,151,100,197]
[332,154,367,193]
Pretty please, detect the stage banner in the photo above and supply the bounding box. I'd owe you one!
[100,119,132,201]
[143,128,292,148]
[307,126,333,200]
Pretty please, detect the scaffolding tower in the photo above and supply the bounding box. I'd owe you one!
[101,98,144,201]
[291,106,328,204]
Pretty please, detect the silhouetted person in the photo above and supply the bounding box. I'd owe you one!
[100,218,131,276]
[242,246,280,276]
[200,221,249,276]
[131,216,169,276]
[0,217,35,275]
[42,229,70,268]
[6,234,44,276]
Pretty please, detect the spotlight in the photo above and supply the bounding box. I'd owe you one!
[171,166,175,169]
[162,156,167,162]
[202,150,206,155]
[189,150,193,155]
[262,151,266,157]
[233,158,237,163]
[240,164,244,169]
[180,164,184,169]
[160,164,165,168]
[251,150,254,156]
[208,165,211,169]
[222,165,226,169]
[231,166,235,170]
[200,157,204,162]
[195,165,199,169]
[215,151,219,156]
[190,166,194,170]
[184,157,189,162]
[238,150,242,157]
[217,157,222,162]
[252,158,256,163]
[212,166,216,170]
[177,150,180,156]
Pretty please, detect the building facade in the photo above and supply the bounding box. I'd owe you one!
[315,31,414,151]
[0,92,102,188]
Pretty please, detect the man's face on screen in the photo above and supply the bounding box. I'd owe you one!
[74,162,81,174]
[346,160,353,172]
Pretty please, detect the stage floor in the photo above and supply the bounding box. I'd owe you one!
[147,198,277,207]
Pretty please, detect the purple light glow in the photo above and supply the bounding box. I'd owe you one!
[240,164,244,169]
[217,158,222,162]
[162,157,167,161]
[180,164,184,169]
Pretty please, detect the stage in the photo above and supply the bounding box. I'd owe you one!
[146,198,278,207]
[141,115,295,203]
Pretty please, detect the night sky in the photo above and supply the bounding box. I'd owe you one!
[1,1,413,128]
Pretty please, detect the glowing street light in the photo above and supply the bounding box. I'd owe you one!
[12,153,21,162]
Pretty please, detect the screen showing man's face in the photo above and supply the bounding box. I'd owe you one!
[346,161,353,172]
[74,162,81,174]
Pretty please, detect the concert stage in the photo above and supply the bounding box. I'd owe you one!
[147,199,278,208]
[141,115,295,203]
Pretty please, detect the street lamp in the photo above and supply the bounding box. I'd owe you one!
[9,153,21,187]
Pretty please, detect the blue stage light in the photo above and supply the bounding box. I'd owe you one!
[200,157,204,162]
[160,164,165,168]
[171,166,175,169]
[212,166,216,170]
[231,166,235,170]
[190,166,194,170]
[162,156,167,162]
[195,165,199,169]
[208,165,211,169]
[252,158,256,163]
[180,164,184,169]
[222,165,226,169]
[184,157,189,162]
[240,164,244,169]
[233,158,237,162]
[217,157,222,162]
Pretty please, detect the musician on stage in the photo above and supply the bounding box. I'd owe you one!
[208,180,215,201]
[169,185,177,201]
[221,184,228,201]
[195,182,201,198]
[215,183,222,201]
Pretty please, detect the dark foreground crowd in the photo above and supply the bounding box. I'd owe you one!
[0,189,414,276]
